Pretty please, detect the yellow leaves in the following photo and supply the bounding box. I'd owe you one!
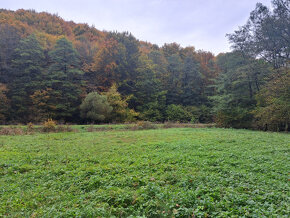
[104,62,117,74]
[43,118,57,131]
[102,84,139,122]
[0,83,8,93]
[34,32,59,50]
[0,83,9,107]
[30,88,52,106]
[0,83,10,122]
[30,88,57,121]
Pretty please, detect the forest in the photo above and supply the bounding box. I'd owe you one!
[0,0,289,131]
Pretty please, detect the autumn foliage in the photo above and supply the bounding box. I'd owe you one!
[0,4,289,131]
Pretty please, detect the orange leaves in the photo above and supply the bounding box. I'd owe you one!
[30,88,57,120]
[89,38,124,91]
[195,51,219,86]
[0,83,10,122]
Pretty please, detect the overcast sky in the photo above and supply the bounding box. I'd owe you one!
[1,0,272,54]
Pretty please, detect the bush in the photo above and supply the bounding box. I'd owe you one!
[0,127,24,135]
[26,122,34,133]
[163,122,215,129]
[131,121,157,130]
[196,105,213,123]
[139,106,164,122]
[87,125,95,132]
[42,119,57,132]
[166,104,194,122]
[56,125,75,133]
[215,108,253,128]
[80,92,113,123]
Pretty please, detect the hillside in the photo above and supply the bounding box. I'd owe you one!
[0,3,289,131]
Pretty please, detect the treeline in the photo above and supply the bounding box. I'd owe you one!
[0,0,289,131]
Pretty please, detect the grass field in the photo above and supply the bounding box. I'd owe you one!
[0,127,289,217]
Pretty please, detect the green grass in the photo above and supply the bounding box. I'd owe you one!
[0,128,289,217]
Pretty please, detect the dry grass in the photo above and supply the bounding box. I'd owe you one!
[0,123,76,135]
[54,125,76,133]
[130,121,158,130]
[0,127,25,135]
[163,122,215,129]
[0,122,215,135]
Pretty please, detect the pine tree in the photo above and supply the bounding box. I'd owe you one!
[9,34,45,122]
[133,55,166,121]
[48,37,83,121]
[181,53,202,106]
[165,54,183,105]
[0,83,10,124]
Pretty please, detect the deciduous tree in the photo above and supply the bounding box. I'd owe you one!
[80,92,112,123]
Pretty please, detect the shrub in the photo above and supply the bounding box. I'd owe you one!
[87,125,95,132]
[42,119,57,132]
[166,104,193,122]
[0,127,24,135]
[163,122,181,128]
[26,122,34,133]
[163,122,215,129]
[215,108,253,128]
[195,105,213,123]
[56,125,74,132]
[80,92,113,123]
[131,121,157,130]
[139,106,164,122]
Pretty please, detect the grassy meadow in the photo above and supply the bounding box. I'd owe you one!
[0,127,289,217]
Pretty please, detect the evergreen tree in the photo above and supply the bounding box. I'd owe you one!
[0,24,21,84]
[109,32,140,96]
[132,55,166,121]
[148,50,168,89]
[0,83,10,124]
[165,54,183,105]
[47,37,83,121]
[9,34,45,122]
[181,53,202,106]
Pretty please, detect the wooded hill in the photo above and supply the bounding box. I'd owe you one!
[0,0,289,131]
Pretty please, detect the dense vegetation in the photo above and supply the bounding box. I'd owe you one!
[0,0,289,131]
[0,127,289,216]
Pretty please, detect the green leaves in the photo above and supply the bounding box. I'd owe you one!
[0,128,289,216]
[213,52,271,128]
[80,92,112,122]
[8,34,46,122]
[228,0,290,68]
[46,37,84,121]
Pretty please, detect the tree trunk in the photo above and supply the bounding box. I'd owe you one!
[247,75,253,99]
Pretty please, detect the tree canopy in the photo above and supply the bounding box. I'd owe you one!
[0,4,288,131]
